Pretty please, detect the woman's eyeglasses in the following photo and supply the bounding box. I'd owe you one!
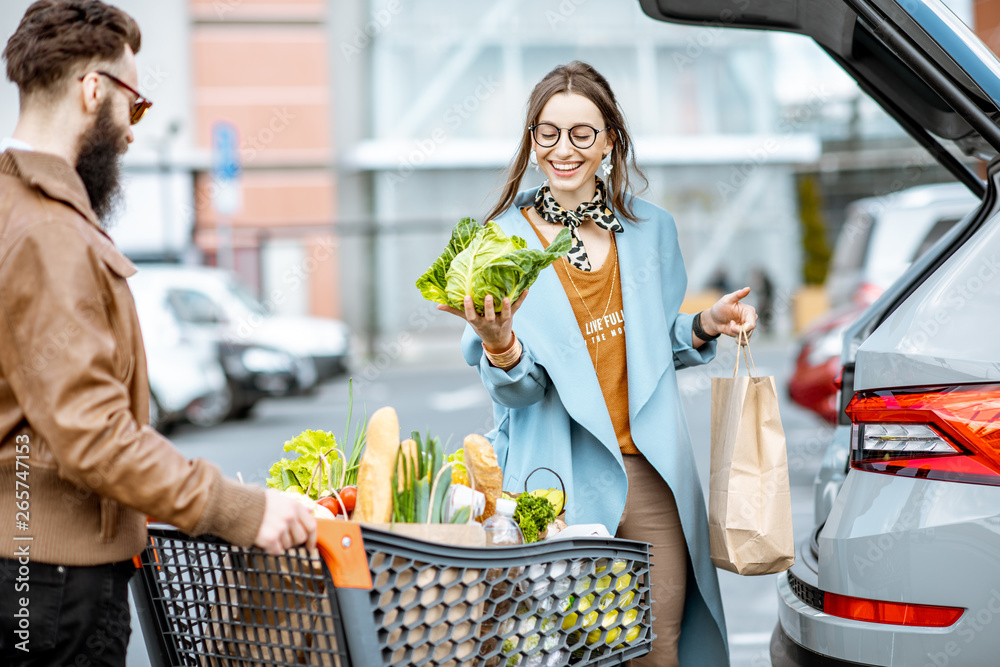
[529,123,607,149]
[79,71,153,125]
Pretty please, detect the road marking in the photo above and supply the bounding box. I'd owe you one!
[429,384,488,412]
[729,631,772,646]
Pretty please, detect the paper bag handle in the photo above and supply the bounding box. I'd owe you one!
[732,326,758,379]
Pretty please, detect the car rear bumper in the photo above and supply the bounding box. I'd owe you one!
[775,569,889,666]
[774,562,1000,667]
[776,474,1000,667]
[770,619,871,667]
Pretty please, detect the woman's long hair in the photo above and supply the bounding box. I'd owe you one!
[486,61,647,223]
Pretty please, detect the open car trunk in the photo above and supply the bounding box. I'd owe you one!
[638,0,1000,194]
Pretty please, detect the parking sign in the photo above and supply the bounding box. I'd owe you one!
[211,121,241,216]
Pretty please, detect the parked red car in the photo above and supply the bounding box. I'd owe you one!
[788,183,976,423]
[788,305,865,423]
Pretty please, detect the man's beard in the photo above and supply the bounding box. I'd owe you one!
[75,99,127,229]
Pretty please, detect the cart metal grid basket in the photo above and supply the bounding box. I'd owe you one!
[132,521,654,667]
[131,525,352,667]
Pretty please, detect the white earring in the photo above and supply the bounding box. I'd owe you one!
[602,152,613,177]
[529,149,539,172]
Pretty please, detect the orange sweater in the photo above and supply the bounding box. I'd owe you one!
[524,209,638,455]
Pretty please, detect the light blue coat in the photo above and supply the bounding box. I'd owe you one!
[462,188,729,665]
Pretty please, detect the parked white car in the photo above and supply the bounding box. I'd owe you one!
[130,263,351,385]
[131,284,230,430]
[826,183,978,309]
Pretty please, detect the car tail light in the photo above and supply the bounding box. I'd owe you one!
[846,384,1000,485]
[853,282,883,306]
[824,592,964,627]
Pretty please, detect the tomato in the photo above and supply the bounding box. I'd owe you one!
[338,485,357,513]
[317,496,344,516]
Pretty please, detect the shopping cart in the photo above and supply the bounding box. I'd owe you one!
[131,519,654,666]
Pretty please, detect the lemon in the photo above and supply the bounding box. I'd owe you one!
[528,487,564,515]
[586,626,622,646]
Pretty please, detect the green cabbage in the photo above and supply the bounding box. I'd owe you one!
[416,218,571,313]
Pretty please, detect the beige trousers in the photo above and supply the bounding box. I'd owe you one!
[617,454,688,667]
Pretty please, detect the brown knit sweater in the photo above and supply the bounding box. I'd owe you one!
[525,210,639,455]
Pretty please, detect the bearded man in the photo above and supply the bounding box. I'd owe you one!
[0,3,316,665]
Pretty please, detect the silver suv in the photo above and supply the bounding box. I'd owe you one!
[641,1,1000,664]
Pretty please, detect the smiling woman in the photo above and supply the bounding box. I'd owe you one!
[428,60,759,667]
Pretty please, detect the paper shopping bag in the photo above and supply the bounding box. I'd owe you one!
[709,331,795,575]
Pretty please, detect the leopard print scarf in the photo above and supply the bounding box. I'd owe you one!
[533,178,623,271]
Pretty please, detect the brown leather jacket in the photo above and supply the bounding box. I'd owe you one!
[0,149,265,565]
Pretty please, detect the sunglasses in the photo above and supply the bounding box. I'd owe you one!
[79,71,153,125]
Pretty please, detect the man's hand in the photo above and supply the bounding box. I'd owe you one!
[254,488,318,555]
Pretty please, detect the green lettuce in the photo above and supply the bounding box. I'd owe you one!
[416,218,571,313]
[265,429,339,499]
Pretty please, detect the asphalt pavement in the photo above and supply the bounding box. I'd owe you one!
[126,333,833,667]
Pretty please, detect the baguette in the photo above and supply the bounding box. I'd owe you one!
[463,433,502,521]
[353,406,400,523]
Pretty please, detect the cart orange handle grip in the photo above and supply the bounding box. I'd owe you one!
[132,540,161,570]
[316,518,372,589]
[133,518,160,570]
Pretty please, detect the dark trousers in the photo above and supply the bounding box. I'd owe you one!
[0,557,134,667]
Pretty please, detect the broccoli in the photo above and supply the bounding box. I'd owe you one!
[514,494,556,544]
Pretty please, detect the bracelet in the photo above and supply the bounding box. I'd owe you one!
[692,311,720,341]
[484,333,522,369]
